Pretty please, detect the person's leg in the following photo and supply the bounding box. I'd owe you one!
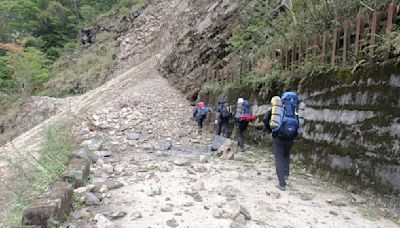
[272,137,286,188]
[283,139,294,178]
[237,121,244,150]
[223,118,230,138]
[238,121,248,151]
[216,119,222,135]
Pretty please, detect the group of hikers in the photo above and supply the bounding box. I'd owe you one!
[193,92,305,191]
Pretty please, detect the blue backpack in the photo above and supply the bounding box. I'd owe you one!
[242,100,252,116]
[273,92,300,139]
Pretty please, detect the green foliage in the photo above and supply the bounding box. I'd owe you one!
[2,118,76,225]
[79,5,97,25]
[1,47,50,97]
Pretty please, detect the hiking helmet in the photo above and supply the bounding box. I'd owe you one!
[237,98,244,104]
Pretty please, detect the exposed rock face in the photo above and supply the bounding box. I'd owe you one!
[159,0,244,100]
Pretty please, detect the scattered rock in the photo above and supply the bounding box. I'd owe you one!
[221,210,233,219]
[153,186,162,195]
[114,165,124,173]
[329,210,339,216]
[230,221,246,228]
[182,202,194,207]
[74,184,95,195]
[126,132,140,140]
[199,155,209,163]
[239,206,251,220]
[326,199,346,207]
[234,214,246,223]
[212,207,221,218]
[73,148,98,163]
[99,185,108,193]
[193,165,207,173]
[71,209,89,220]
[218,139,235,160]
[95,151,112,158]
[155,150,169,157]
[163,141,173,150]
[111,211,127,220]
[85,192,101,206]
[133,212,142,219]
[166,218,178,227]
[83,138,103,151]
[175,212,183,216]
[61,158,90,188]
[161,206,173,212]
[94,214,113,228]
[299,192,314,201]
[192,181,205,191]
[173,158,192,166]
[102,164,114,173]
[351,194,366,204]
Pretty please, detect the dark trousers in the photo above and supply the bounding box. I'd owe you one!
[272,136,294,187]
[236,119,248,149]
[216,117,230,138]
[197,117,205,129]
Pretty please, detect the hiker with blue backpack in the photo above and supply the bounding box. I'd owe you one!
[263,92,305,191]
[215,97,232,138]
[235,98,256,152]
[193,102,210,135]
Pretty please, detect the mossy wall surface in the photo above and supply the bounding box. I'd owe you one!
[200,61,400,196]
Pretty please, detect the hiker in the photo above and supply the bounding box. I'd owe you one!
[234,98,256,152]
[263,92,304,191]
[193,102,209,134]
[215,97,231,138]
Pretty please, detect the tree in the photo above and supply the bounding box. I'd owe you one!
[1,47,50,98]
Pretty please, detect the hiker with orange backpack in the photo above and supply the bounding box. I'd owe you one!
[193,102,209,134]
[235,98,256,152]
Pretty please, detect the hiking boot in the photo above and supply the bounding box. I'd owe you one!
[276,185,286,191]
[240,147,245,152]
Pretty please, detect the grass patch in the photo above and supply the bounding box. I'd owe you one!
[1,118,77,225]
[361,208,379,221]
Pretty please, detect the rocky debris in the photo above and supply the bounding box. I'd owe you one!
[147,186,162,196]
[94,214,114,228]
[185,188,203,202]
[173,158,193,166]
[161,206,173,212]
[61,158,90,188]
[232,206,251,220]
[218,139,235,160]
[210,135,227,151]
[182,202,194,207]
[71,208,90,220]
[299,192,315,201]
[166,218,178,227]
[95,151,112,158]
[93,180,124,191]
[82,138,103,151]
[132,212,142,220]
[22,182,73,227]
[102,164,114,173]
[75,184,95,195]
[212,207,222,218]
[351,194,366,204]
[155,150,169,157]
[220,185,239,200]
[163,141,173,150]
[326,199,346,207]
[199,155,209,163]
[85,192,101,206]
[329,210,339,216]
[110,211,127,220]
[230,221,246,228]
[126,132,140,140]
[99,185,108,193]
[192,181,205,191]
[73,148,98,163]
[193,165,207,173]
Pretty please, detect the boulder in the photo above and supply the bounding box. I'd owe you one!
[73,148,97,163]
[22,182,73,227]
[61,158,90,188]
[210,135,227,151]
[218,139,235,160]
[173,158,192,166]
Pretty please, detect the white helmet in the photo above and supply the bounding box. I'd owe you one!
[237,98,244,104]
